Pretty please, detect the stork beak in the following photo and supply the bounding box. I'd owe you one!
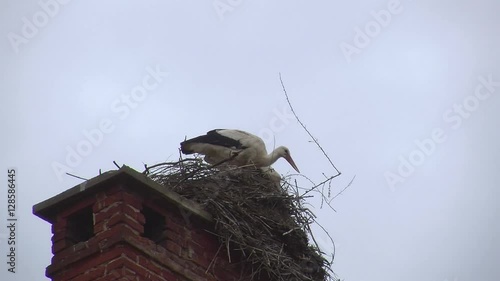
[285,155,300,173]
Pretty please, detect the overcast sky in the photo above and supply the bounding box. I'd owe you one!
[1,0,499,280]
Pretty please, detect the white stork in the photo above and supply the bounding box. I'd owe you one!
[180,129,300,173]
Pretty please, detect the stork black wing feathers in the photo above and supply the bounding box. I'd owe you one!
[180,129,244,154]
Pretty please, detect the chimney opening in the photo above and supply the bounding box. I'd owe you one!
[142,206,166,243]
[66,206,94,244]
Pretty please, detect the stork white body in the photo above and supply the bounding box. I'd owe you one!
[180,129,300,173]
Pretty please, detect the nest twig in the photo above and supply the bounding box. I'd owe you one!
[143,157,337,281]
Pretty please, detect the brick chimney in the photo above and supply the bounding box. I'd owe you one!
[33,166,255,281]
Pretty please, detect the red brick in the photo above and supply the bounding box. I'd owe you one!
[94,203,145,234]
[137,255,169,278]
[94,221,107,234]
[106,255,166,281]
[160,268,178,281]
[68,273,87,281]
[95,192,124,210]
[99,197,122,212]
[52,219,66,231]
[107,212,144,235]
[71,265,106,281]
[93,228,116,243]
[51,230,67,243]
[119,246,139,262]
[122,267,139,281]
[105,211,124,227]
[52,239,68,254]
[87,266,106,279]
[188,252,211,269]
[165,230,184,247]
[190,239,216,256]
[91,225,135,248]
[125,261,149,279]
[51,249,121,280]
[73,241,89,252]
[105,256,126,273]
[123,204,146,225]
[121,191,143,209]
[163,208,190,224]
[75,252,120,275]
[58,197,94,218]
[94,203,123,223]
[124,218,143,235]
[121,258,158,280]
[96,269,121,281]
[94,189,141,212]
[138,252,182,280]
[93,192,107,213]
[166,219,185,234]
[165,240,182,256]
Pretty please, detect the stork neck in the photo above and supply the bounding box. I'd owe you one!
[265,149,282,166]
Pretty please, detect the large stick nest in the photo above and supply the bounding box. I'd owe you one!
[144,158,335,281]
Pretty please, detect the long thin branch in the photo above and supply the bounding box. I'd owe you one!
[311,219,336,265]
[279,73,341,177]
[329,175,356,203]
[302,176,335,197]
[65,172,88,181]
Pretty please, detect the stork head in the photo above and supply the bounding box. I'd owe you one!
[277,146,300,173]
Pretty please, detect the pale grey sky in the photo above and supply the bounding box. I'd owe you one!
[1,1,499,281]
